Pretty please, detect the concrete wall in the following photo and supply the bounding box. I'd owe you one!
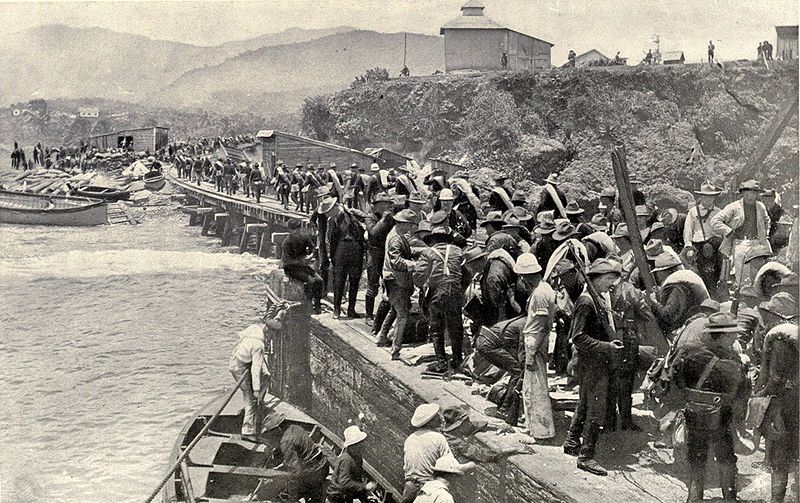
[444,29,551,71]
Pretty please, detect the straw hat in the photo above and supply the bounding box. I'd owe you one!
[695,181,722,196]
[513,253,542,274]
[343,425,368,447]
[317,196,337,214]
[438,188,455,201]
[433,456,465,475]
[411,403,440,427]
[370,162,380,172]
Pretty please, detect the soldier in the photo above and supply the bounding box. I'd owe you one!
[380,209,418,359]
[711,179,771,288]
[327,426,376,503]
[683,181,723,293]
[365,193,395,322]
[753,323,798,503]
[435,189,472,241]
[563,258,624,476]
[671,312,749,503]
[482,211,521,258]
[281,219,323,313]
[489,174,514,213]
[647,252,710,335]
[536,173,569,218]
[532,211,559,269]
[475,315,525,423]
[414,225,465,372]
[323,197,366,319]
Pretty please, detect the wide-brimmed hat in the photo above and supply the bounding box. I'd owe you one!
[480,211,505,227]
[758,292,798,319]
[464,246,487,264]
[703,312,744,334]
[635,205,651,217]
[743,245,772,264]
[660,208,678,226]
[433,455,464,475]
[738,179,761,192]
[565,201,584,215]
[513,253,542,274]
[544,173,559,185]
[441,404,487,437]
[534,211,556,234]
[600,187,616,198]
[589,213,609,231]
[414,220,433,235]
[552,219,576,241]
[316,184,333,198]
[503,215,526,231]
[373,192,393,204]
[645,239,664,259]
[411,403,441,428]
[761,188,777,197]
[507,206,533,221]
[651,252,682,272]
[409,192,426,205]
[551,259,576,278]
[699,298,721,313]
[370,162,380,172]
[343,425,368,447]
[429,210,449,225]
[511,190,527,203]
[695,181,722,196]
[329,162,337,168]
[588,258,622,275]
[394,209,417,223]
[438,188,455,201]
[612,223,629,238]
[317,196,337,214]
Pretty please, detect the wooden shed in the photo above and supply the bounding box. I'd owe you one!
[776,25,798,60]
[565,49,610,68]
[440,0,553,72]
[363,147,412,168]
[662,51,685,65]
[87,126,169,152]
[428,157,467,178]
[257,130,380,179]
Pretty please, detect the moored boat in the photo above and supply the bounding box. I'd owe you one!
[75,185,131,202]
[0,190,108,226]
[144,171,166,191]
[162,392,399,503]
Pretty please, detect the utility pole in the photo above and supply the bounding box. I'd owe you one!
[403,32,407,67]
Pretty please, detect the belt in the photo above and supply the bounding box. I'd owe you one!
[686,388,731,406]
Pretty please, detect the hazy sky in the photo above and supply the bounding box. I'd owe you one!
[1,1,797,63]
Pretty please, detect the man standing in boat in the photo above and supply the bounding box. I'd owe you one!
[227,324,271,442]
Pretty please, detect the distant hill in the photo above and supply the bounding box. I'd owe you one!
[0,24,364,107]
[155,30,445,113]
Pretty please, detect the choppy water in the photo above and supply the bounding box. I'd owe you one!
[0,213,277,502]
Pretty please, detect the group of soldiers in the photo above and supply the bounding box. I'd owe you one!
[274,162,797,501]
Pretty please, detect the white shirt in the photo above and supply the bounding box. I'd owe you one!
[683,204,720,245]
[228,325,266,392]
[414,479,454,503]
[403,429,453,482]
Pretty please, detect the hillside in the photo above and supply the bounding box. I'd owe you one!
[0,24,358,106]
[155,30,445,113]
[301,62,799,208]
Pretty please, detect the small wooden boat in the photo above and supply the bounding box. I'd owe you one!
[0,190,107,226]
[144,171,166,191]
[75,185,130,202]
[163,392,399,503]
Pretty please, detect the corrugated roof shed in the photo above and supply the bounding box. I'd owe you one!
[663,51,685,61]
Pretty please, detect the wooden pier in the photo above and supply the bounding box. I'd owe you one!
[167,170,774,503]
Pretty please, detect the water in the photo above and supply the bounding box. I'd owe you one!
[0,213,278,502]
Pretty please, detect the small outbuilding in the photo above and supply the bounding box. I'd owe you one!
[440,0,553,72]
[563,49,609,68]
[78,106,99,118]
[776,25,798,60]
[363,147,412,168]
[662,51,685,65]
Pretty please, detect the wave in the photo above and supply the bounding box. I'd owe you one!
[0,249,276,279]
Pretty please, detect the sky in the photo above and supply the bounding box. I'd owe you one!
[1,0,797,64]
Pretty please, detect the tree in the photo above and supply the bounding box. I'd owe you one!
[300,95,335,141]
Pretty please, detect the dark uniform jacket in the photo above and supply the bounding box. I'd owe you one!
[327,451,369,503]
[485,231,521,259]
[281,229,316,267]
[326,208,365,262]
[480,251,517,324]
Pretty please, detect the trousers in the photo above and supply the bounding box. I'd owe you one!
[429,292,464,366]
[385,280,412,356]
[230,368,259,436]
[332,241,364,315]
[365,248,383,317]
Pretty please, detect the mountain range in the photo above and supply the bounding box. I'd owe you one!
[0,24,444,114]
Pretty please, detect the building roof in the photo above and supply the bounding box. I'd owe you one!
[440,0,554,46]
[462,0,485,8]
[776,25,798,37]
[363,147,412,160]
[88,126,168,139]
[663,51,685,61]
[256,130,373,159]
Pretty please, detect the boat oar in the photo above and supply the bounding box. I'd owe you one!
[143,369,250,503]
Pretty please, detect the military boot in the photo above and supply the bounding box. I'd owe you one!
[577,423,608,476]
[770,470,788,503]
[720,463,737,501]
[685,470,704,503]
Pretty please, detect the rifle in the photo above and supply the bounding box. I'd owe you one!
[611,144,656,293]
[566,242,619,342]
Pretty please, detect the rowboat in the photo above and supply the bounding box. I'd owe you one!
[0,190,107,226]
[163,392,399,503]
[144,171,166,191]
[75,185,131,202]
